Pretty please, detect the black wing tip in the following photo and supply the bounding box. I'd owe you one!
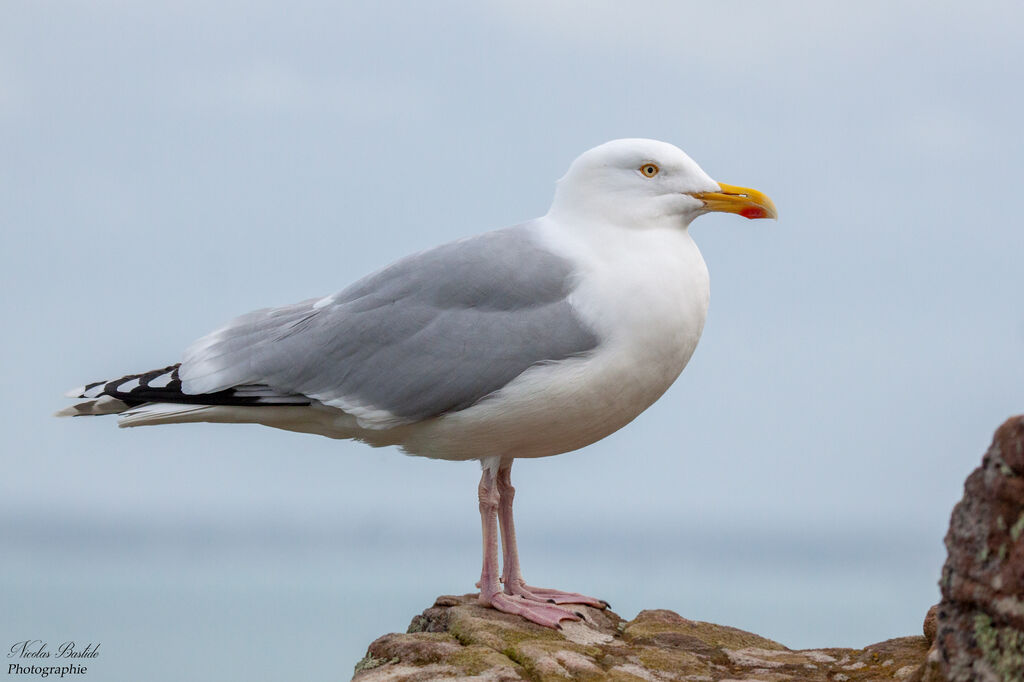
[64,363,311,408]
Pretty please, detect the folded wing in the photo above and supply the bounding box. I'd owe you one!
[179,225,599,428]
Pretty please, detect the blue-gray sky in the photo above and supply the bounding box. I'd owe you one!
[2,0,1022,672]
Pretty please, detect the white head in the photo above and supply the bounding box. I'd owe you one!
[548,138,776,229]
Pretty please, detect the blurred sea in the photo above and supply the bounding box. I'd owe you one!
[1,512,943,681]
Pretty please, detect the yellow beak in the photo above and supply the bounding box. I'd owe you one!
[691,183,778,220]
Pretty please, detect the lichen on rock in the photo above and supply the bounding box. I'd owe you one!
[352,594,928,681]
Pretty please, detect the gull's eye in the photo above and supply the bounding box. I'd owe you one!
[640,163,660,178]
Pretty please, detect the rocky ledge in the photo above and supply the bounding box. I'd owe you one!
[354,416,1024,681]
[354,594,931,681]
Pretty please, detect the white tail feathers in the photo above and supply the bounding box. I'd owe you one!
[115,402,357,440]
[117,403,215,428]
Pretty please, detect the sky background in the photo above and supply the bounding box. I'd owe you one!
[2,1,1023,678]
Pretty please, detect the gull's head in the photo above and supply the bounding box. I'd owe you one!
[549,138,777,228]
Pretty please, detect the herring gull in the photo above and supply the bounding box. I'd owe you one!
[58,138,777,627]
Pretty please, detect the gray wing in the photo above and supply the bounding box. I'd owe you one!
[179,224,599,427]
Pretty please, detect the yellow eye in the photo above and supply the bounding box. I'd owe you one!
[640,163,659,177]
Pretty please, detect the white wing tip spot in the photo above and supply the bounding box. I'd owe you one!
[118,378,141,393]
[148,371,175,388]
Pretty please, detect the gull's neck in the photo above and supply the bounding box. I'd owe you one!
[547,192,698,233]
[542,206,695,247]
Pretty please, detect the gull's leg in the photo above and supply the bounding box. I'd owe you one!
[496,464,521,587]
[477,467,502,601]
[477,463,579,628]
[496,464,609,609]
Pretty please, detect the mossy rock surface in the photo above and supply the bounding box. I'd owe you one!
[352,594,931,681]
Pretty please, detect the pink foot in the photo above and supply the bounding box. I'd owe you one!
[482,592,582,629]
[506,580,609,609]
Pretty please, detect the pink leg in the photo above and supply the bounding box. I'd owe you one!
[477,467,580,629]
[496,465,609,610]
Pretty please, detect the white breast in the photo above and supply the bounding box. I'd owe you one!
[397,217,710,461]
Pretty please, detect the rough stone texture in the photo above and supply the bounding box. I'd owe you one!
[353,594,929,681]
[928,416,1024,682]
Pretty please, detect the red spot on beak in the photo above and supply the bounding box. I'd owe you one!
[739,206,766,220]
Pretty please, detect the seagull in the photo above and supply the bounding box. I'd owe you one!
[58,138,776,628]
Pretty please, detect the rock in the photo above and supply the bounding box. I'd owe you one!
[930,416,1024,682]
[924,605,938,644]
[353,594,929,681]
